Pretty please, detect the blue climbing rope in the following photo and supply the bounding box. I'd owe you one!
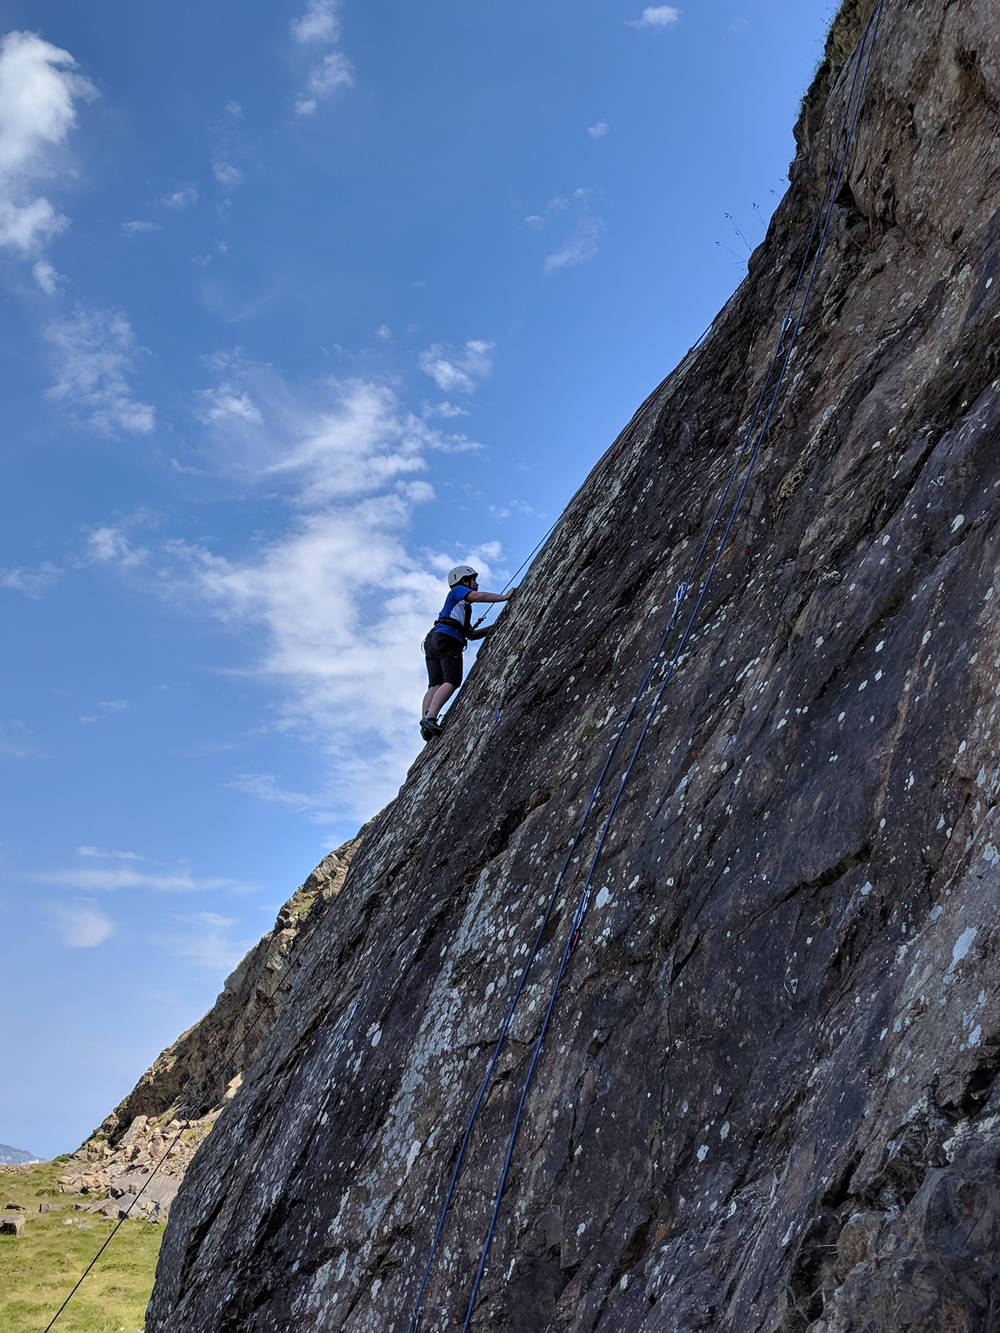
[408,4,886,1327]
[457,5,886,1325]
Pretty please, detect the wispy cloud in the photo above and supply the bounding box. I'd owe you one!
[544,213,603,273]
[226,772,334,819]
[0,720,46,759]
[163,184,198,210]
[47,898,114,947]
[213,161,244,189]
[87,523,149,568]
[33,865,248,892]
[33,258,58,293]
[423,400,469,419]
[160,911,255,972]
[45,308,155,435]
[122,219,160,236]
[627,6,681,29]
[292,0,354,116]
[419,339,493,395]
[587,121,609,139]
[89,353,504,818]
[0,31,96,260]
[77,845,142,861]
[197,383,263,425]
[0,562,62,597]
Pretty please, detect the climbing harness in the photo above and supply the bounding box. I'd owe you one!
[409,4,886,1327]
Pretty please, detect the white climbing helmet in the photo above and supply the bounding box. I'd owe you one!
[448,564,479,587]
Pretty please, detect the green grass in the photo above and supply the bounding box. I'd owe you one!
[0,1161,162,1332]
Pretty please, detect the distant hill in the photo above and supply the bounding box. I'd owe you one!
[0,1143,39,1164]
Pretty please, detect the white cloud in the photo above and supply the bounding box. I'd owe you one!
[0,31,96,258]
[376,324,391,341]
[419,339,493,394]
[292,0,341,44]
[158,504,505,818]
[122,219,159,236]
[295,51,354,115]
[291,0,353,115]
[163,184,198,210]
[213,161,244,188]
[226,772,333,816]
[33,258,58,292]
[45,308,155,435]
[0,561,61,596]
[91,358,506,819]
[193,363,485,502]
[587,121,609,138]
[0,194,65,251]
[728,18,749,35]
[48,898,114,947]
[197,384,263,425]
[225,100,243,118]
[34,865,247,892]
[544,214,603,272]
[628,6,681,28]
[423,401,469,419]
[87,524,149,567]
[77,845,142,860]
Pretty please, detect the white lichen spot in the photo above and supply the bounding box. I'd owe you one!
[595,887,610,909]
[951,514,965,532]
[696,1144,709,1162]
[949,927,977,972]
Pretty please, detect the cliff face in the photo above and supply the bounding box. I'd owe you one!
[59,834,362,1221]
[148,2,1000,1329]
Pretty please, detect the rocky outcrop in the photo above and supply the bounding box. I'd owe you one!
[149,2,1000,1329]
[59,832,363,1221]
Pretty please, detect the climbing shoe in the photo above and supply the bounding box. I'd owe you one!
[419,717,442,741]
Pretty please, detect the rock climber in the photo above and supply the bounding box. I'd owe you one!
[420,565,515,741]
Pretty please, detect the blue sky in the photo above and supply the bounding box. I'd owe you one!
[0,0,837,1157]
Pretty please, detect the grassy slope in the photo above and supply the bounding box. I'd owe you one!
[0,1161,161,1333]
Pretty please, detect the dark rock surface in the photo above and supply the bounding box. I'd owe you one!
[149,2,1000,1329]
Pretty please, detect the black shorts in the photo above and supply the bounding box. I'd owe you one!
[425,630,464,688]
